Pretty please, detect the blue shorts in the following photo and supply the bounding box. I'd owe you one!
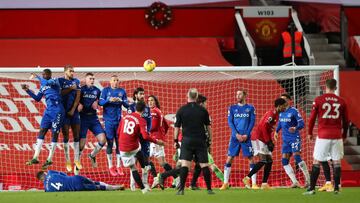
[74,176,97,191]
[227,135,253,157]
[64,110,80,125]
[105,121,119,140]
[282,137,301,154]
[79,115,105,139]
[40,108,64,134]
[141,140,150,158]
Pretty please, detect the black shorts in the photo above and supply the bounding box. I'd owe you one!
[179,144,208,163]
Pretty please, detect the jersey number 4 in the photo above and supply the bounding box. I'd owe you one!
[51,182,63,190]
[322,103,340,119]
[123,119,136,134]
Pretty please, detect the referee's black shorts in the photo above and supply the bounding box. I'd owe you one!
[179,139,208,163]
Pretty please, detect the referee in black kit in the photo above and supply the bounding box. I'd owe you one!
[173,88,214,195]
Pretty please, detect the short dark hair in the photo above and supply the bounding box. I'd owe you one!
[111,75,118,78]
[325,79,337,90]
[274,98,286,107]
[43,69,52,75]
[149,95,161,109]
[237,89,247,96]
[133,87,145,101]
[196,94,207,104]
[135,100,146,112]
[64,64,73,71]
[85,72,94,77]
[281,93,291,100]
[36,171,45,180]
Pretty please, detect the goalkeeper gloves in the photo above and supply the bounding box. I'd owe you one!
[267,140,275,152]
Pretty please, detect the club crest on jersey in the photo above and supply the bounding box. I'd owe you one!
[287,113,292,117]
[93,90,97,95]
[245,108,250,113]
[118,93,122,97]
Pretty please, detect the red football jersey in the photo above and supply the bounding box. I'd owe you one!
[150,107,166,141]
[308,93,349,139]
[118,112,157,152]
[252,109,279,143]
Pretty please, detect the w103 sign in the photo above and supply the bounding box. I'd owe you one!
[242,6,290,18]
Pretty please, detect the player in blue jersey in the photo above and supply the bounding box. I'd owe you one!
[99,75,129,176]
[220,90,258,190]
[58,65,82,173]
[23,69,65,169]
[36,170,124,192]
[274,93,310,188]
[127,87,152,190]
[77,73,106,168]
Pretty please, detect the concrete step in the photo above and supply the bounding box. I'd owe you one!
[315,59,346,68]
[344,137,358,146]
[350,164,360,170]
[344,146,360,155]
[306,34,327,39]
[314,51,344,60]
[344,155,360,164]
[311,44,341,52]
[308,37,328,44]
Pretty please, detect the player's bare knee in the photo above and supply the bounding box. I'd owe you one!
[199,163,209,168]
[97,133,106,144]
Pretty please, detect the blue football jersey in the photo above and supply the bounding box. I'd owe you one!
[80,85,101,116]
[44,170,80,192]
[276,106,304,140]
[58,77,81,111]
[99,87,128,123]
[227,103,256,137]
[26,76,62,107]
[127,102,152,132]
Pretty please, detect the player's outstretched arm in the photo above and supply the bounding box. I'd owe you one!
[22,85,43,102]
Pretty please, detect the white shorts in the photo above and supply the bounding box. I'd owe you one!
[251,140,271,156]
[313,138,344,161]
[149,142,165,158]
[120,147,140,167]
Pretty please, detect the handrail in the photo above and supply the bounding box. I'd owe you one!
[291,8,315,65]
[235,11,258,66]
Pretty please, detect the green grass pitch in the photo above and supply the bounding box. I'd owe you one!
[1,188,359,203]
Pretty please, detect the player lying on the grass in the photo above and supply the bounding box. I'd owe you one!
[99,75,129,176]
[303,79,349,195]
[36,170,124,192]
[58,65,82,173]
[77,73,106,168]
[23,69,65,169]
[274,93,310,188]
[242,98,287,190]
[221,90,257,190]
[118,100,164,194]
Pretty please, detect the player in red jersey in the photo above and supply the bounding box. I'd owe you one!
[242,98,287,189]
[303,79,349,195]
[146,95,175,187]
[118,100,164,194]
